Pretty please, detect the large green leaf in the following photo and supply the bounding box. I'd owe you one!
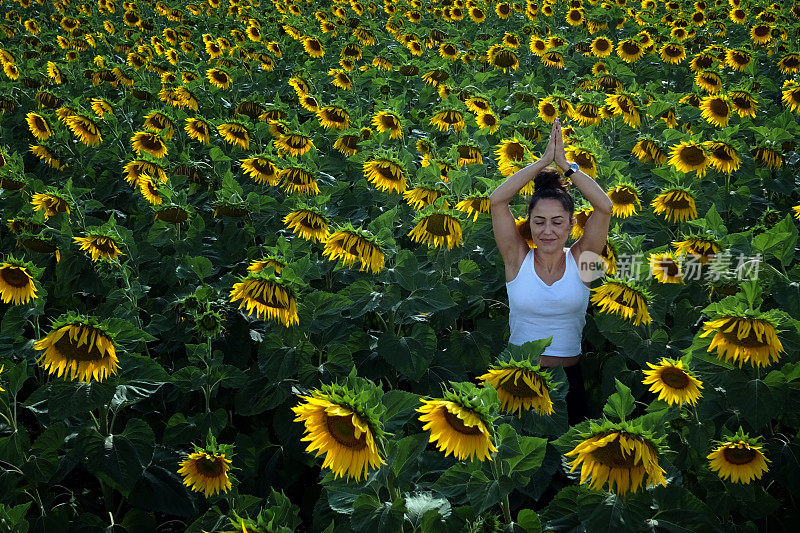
[82,418,155,496]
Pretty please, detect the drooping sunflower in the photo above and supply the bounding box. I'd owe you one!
[705,141,741,174]
[206,68,232,90]
[565,421,667,496]
[25,112,52,140]
[607,183,642,218]
[672,236,721,265]
[699,315,784,368]
[707,429,770,484]
[31,192,70,219]
[659,42,686,64]
[64,115,102,146]
[455,194,491,222]
[541,50,565,69]
[605,94,640,128]
[138,175,164,205]
[292,382,385,482]
[303,37,324,58]
[283,208,330,243]
[123,160,167,188]
[632,138,666,165]
[477,359,555,417]
[752,146,782,170]
[726,48,752,71]
[333,133,360,156]
[729,90,758,118]
[279,165,319,196]
[564,146,598,178]
[649,251,683,284]
[240,156,280,186]
[177,437,234,497]
[642,358,703,407]
[617,39,645,62]
[417,385,498,462]
[131,131,168,158]
[793,205,800,221]
[403,186,446,210]
[0,257,38,305]
[90,98,113,119]
[247,255,285,276]
[409,210,463,250]
[572,103,602,126]
[323,226,385,274]
[34,316,119,383]
[74,233,124,262]
[371,111,403,139]
[216,122,249,150]
[317,105,350,130]
[229,272,299,327]
[495,137,533,176]
[143,111,175,140]
[274,133,315,157]
[695,70,722,93]
[590,278,652,325]
[668,141,708,177]
[363,155,407,194]
[185,117,211,145]
[430,109,465,133]
[782,83,800,113]
[651,188,697,223]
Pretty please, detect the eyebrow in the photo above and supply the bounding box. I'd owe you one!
[532,215,565,220]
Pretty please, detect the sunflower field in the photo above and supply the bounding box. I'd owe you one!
[1,0,800,530]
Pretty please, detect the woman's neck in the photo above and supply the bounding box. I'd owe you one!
[534,246,565,272]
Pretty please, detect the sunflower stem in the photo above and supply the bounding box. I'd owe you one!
[491,459,513,524]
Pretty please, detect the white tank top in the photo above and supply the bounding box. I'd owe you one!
[506,246,590,356]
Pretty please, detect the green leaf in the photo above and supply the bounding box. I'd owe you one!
[83,418,155,496]
[516,509,542,533]
[603,379,635,422]
[0,502,31,533]
[43,380,115,420]
[351,494,406,531]
[377,325,436,381]
[186,255,214,281]
[467,470,509,515]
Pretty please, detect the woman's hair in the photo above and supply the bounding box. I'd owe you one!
[526,166,574,221]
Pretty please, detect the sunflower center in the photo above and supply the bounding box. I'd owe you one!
[709,98,728,117]
[322,109,347,124]
[784,56,799,68]
[380,114,398,129]
[54,327,107,362]
[660,367,690,389]
[423,214,453,236]
[373,162,401,181]
[712,145,733,162]
[680,146,706,165]
[542,103,556,116]
[719,320,770,348]
[732,96,752,109]
[325,414,368,449]
[754,25,769,37]
[1,267,31,287]
[195,456,226,477]
[610,188,635,204]
[91,237,117,254]
[722,445,757,465]
[590,438,640,468]
[658,258,680,277]
[443,409,482,435]
[139,134,164,151]
[665,46,683,57]
[665,195,690,209]
[621,42,640,55]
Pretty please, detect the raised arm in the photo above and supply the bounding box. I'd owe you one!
[489,122,558,279]
[551,118,613,257]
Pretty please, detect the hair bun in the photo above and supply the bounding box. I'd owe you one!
[533,167,570,193]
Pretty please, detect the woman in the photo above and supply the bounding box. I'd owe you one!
[488,118,613,425]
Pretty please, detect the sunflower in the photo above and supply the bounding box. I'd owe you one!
[283,208,330,242]
[782,84,800,113]
[725,49,752,72]
[541,51,564,69]
[185,117,211,144]
[240,156,280,186]
[217,122,250,150]
[138,175,163,205]
[565,424,667,495]
[699,95,731,127]
[729,90,758,118]
[604,94,640,128]
[457,144,483,166]
[333,133,360,156]
[708,431,770,484]
[177,450,233,497]
[642,358,702,407]
[649,252,683,284]
[403,187,445,210]
[705,141,741,174]
[302,36,324,59]
[63,115,102,146]
[537,98,559,123]
[659,42,686,64]
[565,146,598,178]
[31,192,70,219]
[206,68,232,89]
[363,157,407,194]
[750,24,772,45]
[699,315,783,368]
[292,384,385,482]
[34,318,119,383]
[143,111,175,140]
[274,133,315,157]
[229,273,298,326]
[572,103,601,126]
[130,131,168,158]
[0,258,38,305]
[590,279,652,325]
[793,205,800,221]
[589,36,613,58]
[279,166,320,196]
[123,160,167,188]
[607,184,642,218]
[672,237,719,267]
[778,53,800,75]
[477,363,555,417]
[409,211,463,250]
[317,105,350,130]
[455,195,491,222]
[74,234,124,262]
[417,398,497,461]
[25,112,52,140]
[668,142,708,177]
[372,111,403,139]
[617,39,645,62]
[753,146,782,170]
[323,226,385,274]
[695,70,722,93]
[90,98,113,119]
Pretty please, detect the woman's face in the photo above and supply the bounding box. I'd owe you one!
[529,198,575,250]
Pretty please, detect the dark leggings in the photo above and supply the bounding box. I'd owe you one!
[564,363,588,426]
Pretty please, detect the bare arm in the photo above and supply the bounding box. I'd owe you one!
[552,118,613,256]
[490,122,558,277]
